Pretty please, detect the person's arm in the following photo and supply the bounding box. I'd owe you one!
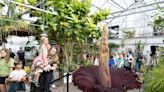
[7,77,18,82]
[7,72,18,82]
[8,58,14,73]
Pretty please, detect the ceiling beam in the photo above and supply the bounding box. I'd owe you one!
[107,6,164,19]
[110,0,125,9]
[106,2,136,24]
[10,1,74,20]
[110,0,164,15]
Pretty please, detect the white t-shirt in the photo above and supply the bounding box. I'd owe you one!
[128,54,134,63]
[9,69,27,81]
[94,58,99,66]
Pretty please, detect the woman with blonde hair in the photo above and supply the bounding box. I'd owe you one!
[31,36,50,86]
[0,49,15,92]
[39,46,58,92]
[40,36,50,65]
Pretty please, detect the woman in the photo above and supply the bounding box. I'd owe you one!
[0,49,14,92]
[116,54,125,68]
[39,46,58,92]
[40,36,50,66]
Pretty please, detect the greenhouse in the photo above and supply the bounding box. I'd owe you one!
[0,0,164,92]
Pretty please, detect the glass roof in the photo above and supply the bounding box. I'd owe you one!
[91,0,164,14]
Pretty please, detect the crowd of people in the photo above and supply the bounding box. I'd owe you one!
[0,35,59,92]
[82,48,145,72]
[108,48,143,72]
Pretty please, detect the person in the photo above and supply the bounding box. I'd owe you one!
[116,54,125,68]
[9,48,15,58]
[32,46,39,58]
[48,46,59,88]
[40,36,50,66]
[124,54,134,71]
[82,51,87,61]
[31,36,50,87]
[94,53,99,66]
[17,47,25,67]
[89,53,94,64]
[0,49,15,92]
[31,56,44,87]
[135,48,143,72]
[109,56,115,68]
[113,50,119,65]
[7,61,27,92]
[39,46,58,92]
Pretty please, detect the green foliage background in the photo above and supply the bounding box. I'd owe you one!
[14,0,111,44]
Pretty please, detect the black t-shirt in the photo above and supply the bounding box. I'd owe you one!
[17,50,25,59]
[10,52,15,58]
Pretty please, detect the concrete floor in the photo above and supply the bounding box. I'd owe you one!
[51,83,81,92]
[51,83,143,92]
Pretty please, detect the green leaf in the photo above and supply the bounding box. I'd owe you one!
[16,0,23,3]
[28,0,37,5]
[45,1,54,6]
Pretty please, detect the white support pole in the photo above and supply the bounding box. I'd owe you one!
[10,1,74,20]
[10,1,58,15]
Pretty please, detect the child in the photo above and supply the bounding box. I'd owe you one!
[31,46,51,87]
[31,56,44,87]
[8,60,27,92]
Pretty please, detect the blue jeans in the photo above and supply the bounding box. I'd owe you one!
[136,61,142,72]
[8,82,25,92]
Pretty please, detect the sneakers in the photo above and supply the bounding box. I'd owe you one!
[51,84,56,88]
[32,80,39,87]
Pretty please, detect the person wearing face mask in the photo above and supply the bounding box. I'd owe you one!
[0,49,15,92]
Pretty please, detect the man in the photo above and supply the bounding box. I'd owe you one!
[17,47,25,67]
[9,48,15,58]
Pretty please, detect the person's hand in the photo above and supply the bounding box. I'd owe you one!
[39,64,44,69]
[43,65,51,71]
[20,77,26,82]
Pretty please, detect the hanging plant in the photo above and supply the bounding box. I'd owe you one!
[122,29,136,39]
[3,21,31,32]
[151,8,164,35]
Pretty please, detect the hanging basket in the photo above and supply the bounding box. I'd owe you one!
[3,21,35,36]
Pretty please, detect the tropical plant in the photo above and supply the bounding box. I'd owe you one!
[29,0,109,71]
[8,0,110,72]
[108,42,119,49]
[144,58,164,92]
